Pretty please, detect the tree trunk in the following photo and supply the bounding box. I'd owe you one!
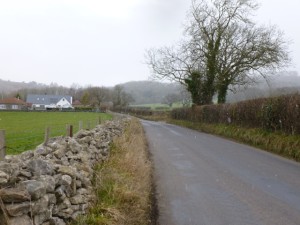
[203,77,215,105]
[204,38,220,105]
[217,84,228,104]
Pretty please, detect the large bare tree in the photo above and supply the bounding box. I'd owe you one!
[146,0,290,105]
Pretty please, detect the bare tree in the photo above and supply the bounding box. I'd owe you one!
[162,93,181,107]
[88,87,110,107]
[112,85,134,108]
[188,0,290,103]
[146,0,290,105]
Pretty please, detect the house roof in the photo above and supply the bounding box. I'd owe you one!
[0,97,27,105]
[26,94,72,105]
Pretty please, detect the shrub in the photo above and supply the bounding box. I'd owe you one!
[113,107,153,116]
[171,94,300,135]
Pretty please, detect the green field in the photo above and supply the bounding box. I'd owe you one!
[130,102,185,110]
[0,111,112,155]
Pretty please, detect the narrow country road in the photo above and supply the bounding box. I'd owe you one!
[141,120,300,225]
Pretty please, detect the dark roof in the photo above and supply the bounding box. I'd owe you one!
[0,97,27,105]
[26,94,72,105]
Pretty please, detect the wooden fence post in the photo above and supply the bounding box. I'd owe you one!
[66,125,73,137]
[87,121,91,130]
[0,130,6,160]
[69,125,73,137]
[44,127,50,146]
[98,116,102,125]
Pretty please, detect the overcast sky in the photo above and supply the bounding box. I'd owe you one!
[0,0,299,87]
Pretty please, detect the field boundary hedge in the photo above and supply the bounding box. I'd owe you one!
[113,107,153,116]
[171,93,300,135]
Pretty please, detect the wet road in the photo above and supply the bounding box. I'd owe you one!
[142,120,300,225]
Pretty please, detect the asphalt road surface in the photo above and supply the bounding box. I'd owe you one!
[142,120,300,225]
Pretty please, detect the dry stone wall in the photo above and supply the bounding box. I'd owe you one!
[0,118,129,225]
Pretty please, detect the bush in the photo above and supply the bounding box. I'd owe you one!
[74,106,94,111]
[171,94,300,135]
[113,107,153,116]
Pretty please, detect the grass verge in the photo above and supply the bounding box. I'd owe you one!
[137,111,300,162]
[170,119,300,162]
[73,118,155,225]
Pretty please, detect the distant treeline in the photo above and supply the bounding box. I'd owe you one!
[2,73,300,106]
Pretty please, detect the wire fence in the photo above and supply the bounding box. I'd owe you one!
[0,119,102,157]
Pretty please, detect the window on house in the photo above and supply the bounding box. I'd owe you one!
[0,105,6,109]
[12,105,18,109]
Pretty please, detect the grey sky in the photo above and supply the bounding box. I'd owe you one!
[0,0,299,87]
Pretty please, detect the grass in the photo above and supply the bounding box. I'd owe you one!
[73,118,154,225]
[130,102,185,111]
[170,119,300,162]
[0,111,112,154]
[137,111,300,162]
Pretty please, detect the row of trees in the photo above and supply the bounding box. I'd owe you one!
[146,0,290,105]
[11,84,134,109]
[79,85,134,108]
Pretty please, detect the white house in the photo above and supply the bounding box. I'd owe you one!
[26,94,73,110]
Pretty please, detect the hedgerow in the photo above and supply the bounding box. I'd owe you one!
[171,94,300,135]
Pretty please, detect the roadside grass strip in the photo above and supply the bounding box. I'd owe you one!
[73,118,154,225]
[170,119,300,162]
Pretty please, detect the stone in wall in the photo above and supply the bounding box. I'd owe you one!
[0,118,129,225]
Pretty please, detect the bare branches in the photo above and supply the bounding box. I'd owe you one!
[218,24,290,83]
[145,0,290,105]
[145,43,198,84]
